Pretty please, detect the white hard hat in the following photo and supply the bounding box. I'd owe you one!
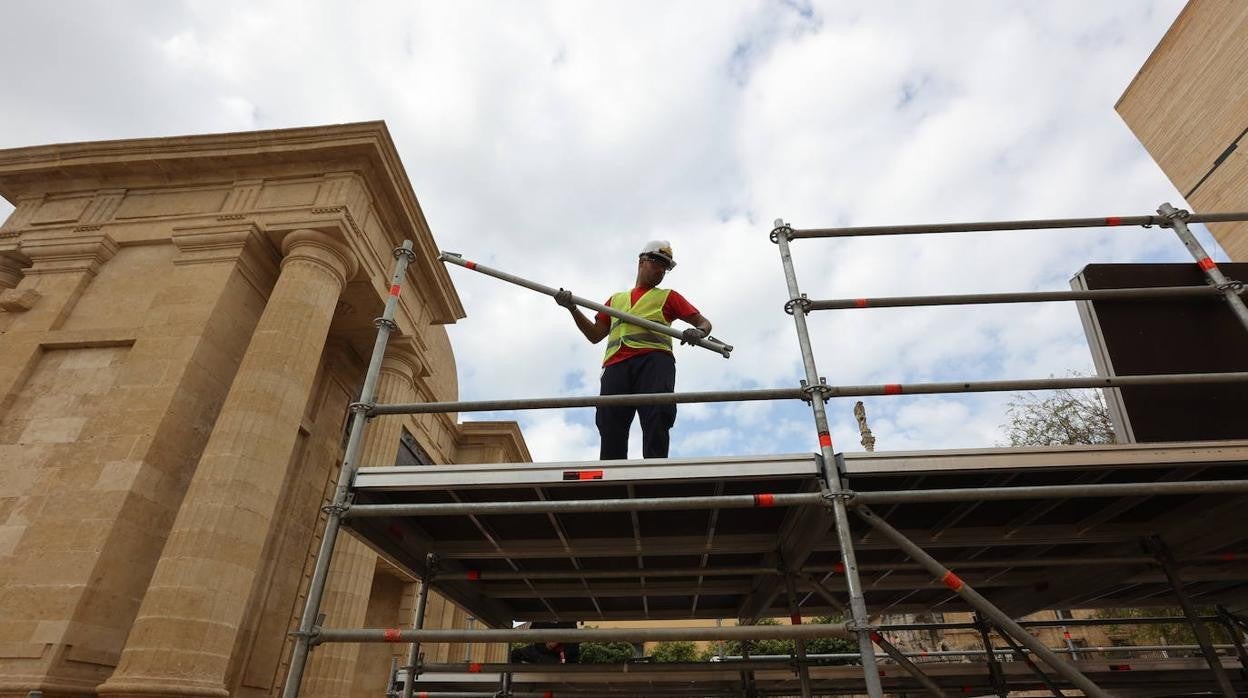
[639,240,676,270]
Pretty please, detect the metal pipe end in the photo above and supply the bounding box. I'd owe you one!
[438,251,462,261]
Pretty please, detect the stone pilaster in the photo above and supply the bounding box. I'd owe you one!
[303,349,420,697]
[98,230,358,698]
[7,231,116,329]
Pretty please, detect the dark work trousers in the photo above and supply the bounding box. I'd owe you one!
[597,351,677,460]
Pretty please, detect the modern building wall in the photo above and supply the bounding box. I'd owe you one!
[1117,0,1248,261]
[0,123,521,698]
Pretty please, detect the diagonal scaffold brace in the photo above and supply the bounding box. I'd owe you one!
[439,250,734,358]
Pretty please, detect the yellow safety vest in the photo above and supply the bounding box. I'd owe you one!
[603,288,673,364]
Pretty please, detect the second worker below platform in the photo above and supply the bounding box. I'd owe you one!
[555,240,714,460]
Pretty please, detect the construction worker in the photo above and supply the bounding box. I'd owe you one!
[555,240,713,460]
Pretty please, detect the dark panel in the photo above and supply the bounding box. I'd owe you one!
[1078,263,1248,441]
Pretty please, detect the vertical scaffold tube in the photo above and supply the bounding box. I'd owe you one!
[1146,536,1237,698]
[853,505,1113,698]
[783,575,813,698]
[282,241,417,698]
[1158,202,1248,334]
[402,560,435,698]
[772,221,885,698]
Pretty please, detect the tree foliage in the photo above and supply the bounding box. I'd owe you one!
[721,616,856,665]
[1002,385,1116,446]
[650,640,699,663]
[578,640,637,664]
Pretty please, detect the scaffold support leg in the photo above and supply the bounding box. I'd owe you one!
[402,554,436,698]
[993,624,1066,697]
[852,504,1113,698]
[280,241,416,698]
[1216,606,1248,681]
[774,225,884,698]
[783,573,813,698]
[1146,536,1237,698]
[802,574,949,697]
[974,615,1009,698]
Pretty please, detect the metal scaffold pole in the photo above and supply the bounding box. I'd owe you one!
[852,504,1113,698]
[1145,535,1238,698]
[281,241,417,698]
[439,251,734,357]
[1157,202,1248,334]
[772,220,885,698]
[782,574,813,698]
[401,555,435,698]
[993,629,1066,697]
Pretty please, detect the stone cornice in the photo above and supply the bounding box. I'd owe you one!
[20,230,118,276]
[0,122,464,324]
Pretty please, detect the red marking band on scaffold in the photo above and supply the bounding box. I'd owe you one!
[878,669,886,677]
[382,628,402,642]
[870,632,883,643]
[1221,552,1238,561]
[562,470,604,481]
[884,384,903,395]
[419,692,429,698]
[1109,664,1132,671]
[818,432,832,448]
[1105,216,1122,226]
[790,613,802,625]
[961,686,972,694]
[387,523,404,539]
[466,570,481,581]
[389,284,402,297]
[468,662,483,673]
[1198,256,1217,271]
[1063,631,1072,640]
[543,692,554,698]
[854,298,869,308]
[941,570,964,592]
[833,562,846,574]
[753,493,776,508]
[465,261,478,270]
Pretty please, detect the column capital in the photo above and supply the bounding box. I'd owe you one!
[0,251,28,289]
[281,229,359,289]
[380,344,424,385]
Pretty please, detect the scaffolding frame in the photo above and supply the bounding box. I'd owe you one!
[282,204,1248,698]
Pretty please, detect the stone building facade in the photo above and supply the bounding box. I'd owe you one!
[1116,0,1247,264]
[0,123,523,698]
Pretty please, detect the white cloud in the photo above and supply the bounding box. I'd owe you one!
[0,0,1206,461]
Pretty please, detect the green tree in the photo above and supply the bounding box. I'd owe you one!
[720,617,856,664]
[578,640,636,664]
[1001,384,1116,446]
[650,640,699,663]
[1091,606,1228,654]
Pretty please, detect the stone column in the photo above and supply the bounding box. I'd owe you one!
[302,349,419,696]
[99,230,358,698]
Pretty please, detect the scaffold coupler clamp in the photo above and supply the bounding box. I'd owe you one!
[393,245,418,261]
[821,488,857,509]
[799,377,832,403]
[293,626,324,647]
[374,317,399,332]
[322,498,352,517]
[1157,205,1190,227]
[784,294,812,315]
[769,218,793,243]
[1217,279,1245,294]
[349,400,375,416]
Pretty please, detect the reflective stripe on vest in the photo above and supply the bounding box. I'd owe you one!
[603,288,673,364]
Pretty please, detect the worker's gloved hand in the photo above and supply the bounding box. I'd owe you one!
[554,289,575,309]
[680,328,705,345]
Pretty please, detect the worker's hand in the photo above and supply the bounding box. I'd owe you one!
[554,288,576,310]
[680,327,706,345]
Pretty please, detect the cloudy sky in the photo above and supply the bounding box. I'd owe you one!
[0,0,1221,462]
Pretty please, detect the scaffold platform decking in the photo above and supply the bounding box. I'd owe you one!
[405,657,1246,697]
[344,442,1248,627]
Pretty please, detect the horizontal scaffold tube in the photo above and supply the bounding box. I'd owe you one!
[810,285,1230,311]
[879,615,1222,632]
[370,371,1248,414]
[452,555,1240,581]
[853,479,1248,505]
[314,622,853,645]
[343,491,823,518]
[786,211,1248,238]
